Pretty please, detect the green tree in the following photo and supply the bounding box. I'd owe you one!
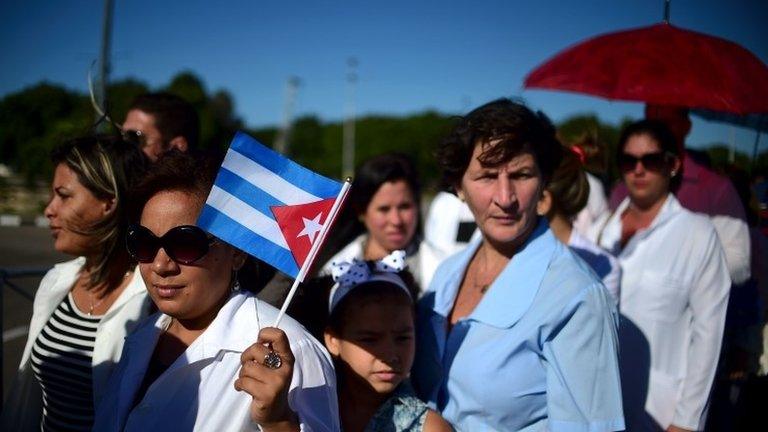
[0,83,92,183]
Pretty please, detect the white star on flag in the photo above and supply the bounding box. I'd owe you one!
[297,212,324,244]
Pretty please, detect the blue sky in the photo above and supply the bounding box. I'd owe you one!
[1,0,767,153]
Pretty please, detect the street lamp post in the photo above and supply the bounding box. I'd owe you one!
[274,76,301,155]
[342,57,358,178]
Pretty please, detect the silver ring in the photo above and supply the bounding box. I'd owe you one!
[264,351,282,369]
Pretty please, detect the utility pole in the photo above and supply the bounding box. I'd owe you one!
[96,0,114,128]
[342,57,358,178]
[274,76,301,155]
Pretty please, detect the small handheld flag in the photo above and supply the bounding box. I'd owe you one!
[198,132,351,325]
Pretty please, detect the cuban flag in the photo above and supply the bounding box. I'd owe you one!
[198,132,348,281]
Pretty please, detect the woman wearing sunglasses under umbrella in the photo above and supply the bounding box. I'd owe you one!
[597,120,730,432]
[1,136,152,432]
[92,151,338,432]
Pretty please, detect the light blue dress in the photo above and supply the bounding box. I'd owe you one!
[412,219,625,432]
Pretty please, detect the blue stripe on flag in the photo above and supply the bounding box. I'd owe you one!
[214,167,285,217]
[198,204,300,278]
[230,132,342,198]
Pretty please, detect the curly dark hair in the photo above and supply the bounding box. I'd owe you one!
[436,98,563,191]
[131,149,223,212]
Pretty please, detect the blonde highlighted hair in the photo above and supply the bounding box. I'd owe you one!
[51,135,149,287]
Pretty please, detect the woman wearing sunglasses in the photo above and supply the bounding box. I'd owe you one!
[597,120,730,432]
[1,136,152,431]
[92,151,338,432]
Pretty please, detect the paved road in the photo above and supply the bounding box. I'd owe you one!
[0,226,67,403]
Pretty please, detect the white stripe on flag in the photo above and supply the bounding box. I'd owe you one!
[222,150,321,204]
[206,185,290,249]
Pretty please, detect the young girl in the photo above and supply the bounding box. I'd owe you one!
[323,252,453,432]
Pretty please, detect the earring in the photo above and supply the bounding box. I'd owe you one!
[670,170,678,177]
[230,269,240,292]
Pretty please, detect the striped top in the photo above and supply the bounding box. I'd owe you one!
[30,292,102,431]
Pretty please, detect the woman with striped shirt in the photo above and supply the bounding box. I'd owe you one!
[1,135,152,431]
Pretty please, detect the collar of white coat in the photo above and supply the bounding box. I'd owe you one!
[432,217,556,329]
[103,266,147,318]
[41,259,145,318]
[128,290,258,363]
[614,193,682,240]
[38,257,86,302]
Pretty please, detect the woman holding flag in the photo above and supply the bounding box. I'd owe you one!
[93,151,339,431]
[411,99,624,431]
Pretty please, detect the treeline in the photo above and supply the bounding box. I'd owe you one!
[1,71,765,191]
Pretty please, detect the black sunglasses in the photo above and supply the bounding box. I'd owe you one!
[126,224,217,265]
[618,152,672,173]
[120,129,147,147]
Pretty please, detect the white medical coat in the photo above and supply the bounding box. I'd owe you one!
[598,194,730,431]
[93,290,339,432]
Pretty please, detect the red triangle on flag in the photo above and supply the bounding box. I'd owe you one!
[271,198,336,269]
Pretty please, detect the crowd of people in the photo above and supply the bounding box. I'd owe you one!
[0,92,763,432]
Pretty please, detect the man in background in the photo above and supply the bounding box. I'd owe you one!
[121,92,200,160]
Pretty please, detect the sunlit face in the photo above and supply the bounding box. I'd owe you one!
[123,109,167,161]
[139,190,243,324]
[362,180,418,257]
[622,133,678,209]
[325,292,415,396]
[456,143,544,254]
[44,163,111,256]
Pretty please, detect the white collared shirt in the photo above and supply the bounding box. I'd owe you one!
[598,194,730,431]
[93,291,339,432]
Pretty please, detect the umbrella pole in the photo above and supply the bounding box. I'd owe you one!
[751,131,761,173]
[663,0,671,23]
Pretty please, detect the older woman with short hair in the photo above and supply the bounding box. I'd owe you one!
[411,99,624,431]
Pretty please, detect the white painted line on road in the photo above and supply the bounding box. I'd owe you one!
[3,325,29,343]
[0,215,22,226]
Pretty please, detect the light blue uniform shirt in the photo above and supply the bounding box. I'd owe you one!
[412,220,625,432]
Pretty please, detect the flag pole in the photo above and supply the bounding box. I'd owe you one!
[273,178,353,327]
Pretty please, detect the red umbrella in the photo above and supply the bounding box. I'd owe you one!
[524,22,768,115]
